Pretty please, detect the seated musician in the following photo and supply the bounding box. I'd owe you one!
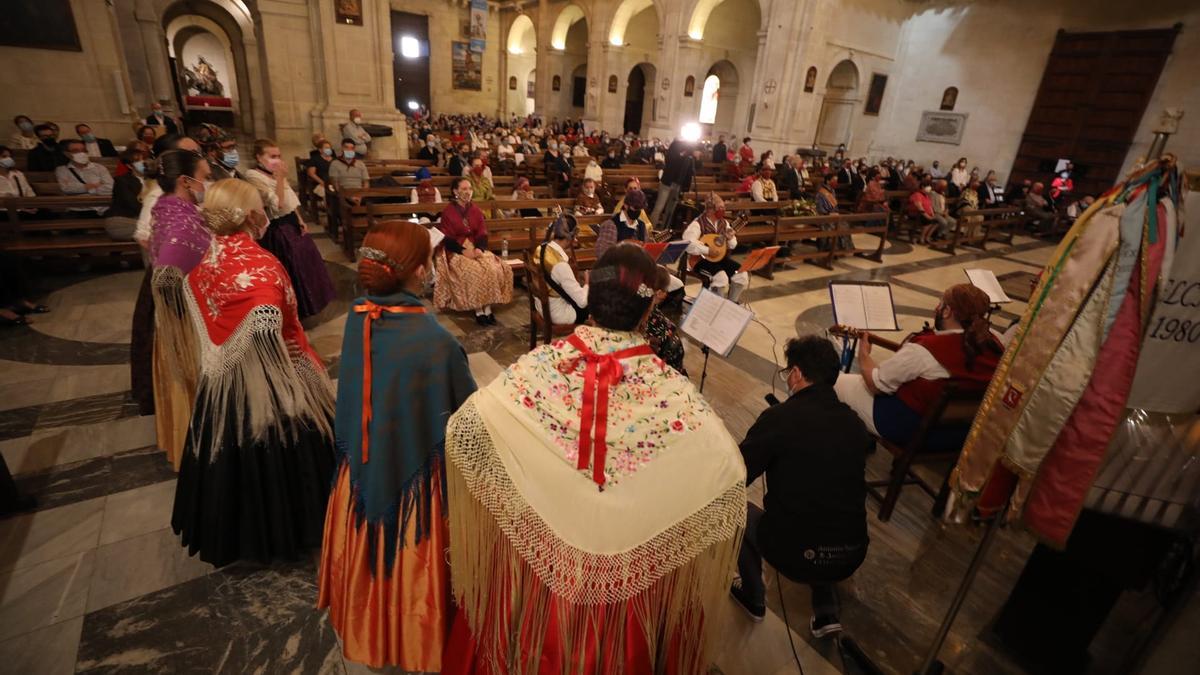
[594,188,649,259]
[533,213,588,325]
[683,193,748,303]
[435,177,514,325]
[574,177,605,217]
[833,284,1003,448]
[750,165,778,203]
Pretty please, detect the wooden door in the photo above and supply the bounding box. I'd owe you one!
[1010,27,1179,198]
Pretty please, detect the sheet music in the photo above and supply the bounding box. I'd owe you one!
[829,282,899,331]
[965,269,1012,303]
[681,290,755,356]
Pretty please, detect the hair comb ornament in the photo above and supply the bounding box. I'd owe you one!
[357,246,404,271]
[636,284,655,298]
[202,206,245,230]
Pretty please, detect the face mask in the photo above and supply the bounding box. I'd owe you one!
[714,207,726,220]
[471,164,484,175]
[0,157,13,169]
[353,117,363,124]
[132,160,145,174]
[191,182,206,204]
[923,186,933,193]
[222,150,239,167]
[321,147,333,157]
[71,152,89,165]
[153,109,163,117]
[548,142,558,151]
[343,150,356,160]
[427,140,436,148]
[456,189,472,202]
[40,137,56,146]
[17,121,33,132]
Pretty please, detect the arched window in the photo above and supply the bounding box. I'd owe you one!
[804,66,817,93]
[608,75,618,92]
[940,86,959,111]
[509,76,517,90]
[684,75,695,97]
[552,75,561,91]
[699,74,720,124]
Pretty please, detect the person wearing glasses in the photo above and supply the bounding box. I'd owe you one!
[731,335,872,639]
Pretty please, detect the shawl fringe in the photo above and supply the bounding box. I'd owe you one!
[151,266,199,390]
[445,399,744,674]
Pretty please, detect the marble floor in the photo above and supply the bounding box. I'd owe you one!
[0,226,1171,674]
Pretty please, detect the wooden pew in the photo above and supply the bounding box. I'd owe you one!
[937,206,1024,254]
[1,195,140,260]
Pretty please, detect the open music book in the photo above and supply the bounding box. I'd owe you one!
[643,240,690,265]
[828,281,899,331]
[965,269,1013,303]
[681,289,755,357]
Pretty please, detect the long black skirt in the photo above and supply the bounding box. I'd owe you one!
[171,410,336,568]
[259,211,336,319]
[130,268,155,416]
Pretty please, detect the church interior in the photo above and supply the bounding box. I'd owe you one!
[0,0,1198,673]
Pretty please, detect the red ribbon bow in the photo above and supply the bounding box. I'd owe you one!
[563,334,653,489]
[354,301,427,464]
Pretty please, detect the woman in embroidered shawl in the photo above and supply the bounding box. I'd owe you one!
[172,179,336,567]
[245,138,336,319]
[146,148,211,469]
[435,177,513,324]
[443,245,746,674]
[318,220,477,670]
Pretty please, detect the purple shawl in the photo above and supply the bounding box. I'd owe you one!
[150,194,211,273]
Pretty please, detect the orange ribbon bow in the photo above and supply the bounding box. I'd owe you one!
[354,301,427,464]
[563,333,653,488]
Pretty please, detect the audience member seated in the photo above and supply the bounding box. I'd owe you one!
[948,157,970,197]
[409,166,443,205]
[574,177,604,216]
[448,143,470,177]
[1023,181,1057,232]
[833,284,1003,449]
[980,170,1005,206]
[1006,178,1032,205]
[136,125,160,153]
[929,179,956,241]
[907,178,937,244]
[144,103,179,135]
[75,123,117,158]
[737,137,755,165]
[56,139,113,215]
[206,135,243,180]
[105,146,146,240]
[813,174,844,251]
[777,155,804,200]
[838,159,866,204]
[507,176,541,217]
[495,135,514,171]
[533,213,588,325]
[929,160,945,179]
[857,168,888,213]
[0,145,36,200]
[750,165,778,203]
[305,138,334,200]
[957,176,984,239]
[329,138,370,193]
[341,109,372,157]
[467,156,495,203]
[27,124,65,172]
[8,115,37,151]
[434,177,513,324]
[417,134,442,165]
[543,142,572,195]
[731,336,871,637]
[600,145,622,170]
[1065,195,1095,224]
[594,188,649,259]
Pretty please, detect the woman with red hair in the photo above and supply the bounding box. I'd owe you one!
[319,220,476,669]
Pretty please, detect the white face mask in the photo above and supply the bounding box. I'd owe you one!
[353,116,363,124]
[71,152,89,165]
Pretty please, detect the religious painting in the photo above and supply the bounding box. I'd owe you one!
[608,75,618,93]
[916,111,968,145]
[509,76,517,90]
[183,56,225,97]
[684,76,695,97]
[804,67,817,93]
[553,75,561,91]
[470,0,487,40]
[864,73,888,115]
[335,0,363,26]
[0,0,82,51]
[451,41,482,91]
[527,79,535,97]
[940,86,959,111]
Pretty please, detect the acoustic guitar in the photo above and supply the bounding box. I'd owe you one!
[688,214,750,267]
[827,324,905,352]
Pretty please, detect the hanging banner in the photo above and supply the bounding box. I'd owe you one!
[470,0,487,52]
[1127,190,1200,413]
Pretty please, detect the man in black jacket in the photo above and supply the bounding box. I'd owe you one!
[776,155,804,199]
[712,134,727,164]
[27,124,66,172]
[731,336,873,638]
[74,123,117,158]
[650,138,698,229]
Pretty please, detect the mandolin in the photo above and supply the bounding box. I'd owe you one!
[689,213,750,265]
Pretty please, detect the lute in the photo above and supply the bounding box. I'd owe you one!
[689,213,750,266]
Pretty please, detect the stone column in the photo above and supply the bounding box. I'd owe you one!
[534,0,552,119]
[134,0,173,104]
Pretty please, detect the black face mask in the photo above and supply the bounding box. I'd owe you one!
[624,208,640,221]
[40,137,56,146]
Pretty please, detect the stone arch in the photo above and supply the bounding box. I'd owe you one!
[701,60,738,136]
[814,59,860,151]
[686,0,763,40]
[608,0,658,46]
[551,4,587,50]
[623,62,656,135]
[507,13,535,55]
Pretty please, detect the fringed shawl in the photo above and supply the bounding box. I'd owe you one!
[333,290,476,571]
[445,325,746,673]
[150,194,210,273]
[184,232,334,460]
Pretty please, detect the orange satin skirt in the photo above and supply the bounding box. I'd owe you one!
[317,463,449,670]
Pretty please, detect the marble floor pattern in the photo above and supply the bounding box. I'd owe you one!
[0,225,1153,674]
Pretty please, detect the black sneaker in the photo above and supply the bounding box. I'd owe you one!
[729,583,765,623]
[810,614,843,638]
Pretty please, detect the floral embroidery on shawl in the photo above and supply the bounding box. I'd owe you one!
[500,325,711,485]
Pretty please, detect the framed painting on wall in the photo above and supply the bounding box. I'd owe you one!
[552,75,561,91]
[684,76,695,97]
[608,75,618,93]
[804,67,817,93]
[451,42,482,90]
[509,76,517,90]
[916,111,968,145]
[940,86,959,111]
[864,73,888,115]
[0,0,82,51]
[335,0,363,26]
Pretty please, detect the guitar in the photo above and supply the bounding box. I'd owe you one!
[827,324,905,352]
[688,214,750,267]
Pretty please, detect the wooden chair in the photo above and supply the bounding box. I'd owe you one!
[523,249,576,349]
[867,383,983,522]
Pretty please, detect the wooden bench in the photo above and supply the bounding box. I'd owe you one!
[936,206,1024,254]
[1,195,139,260]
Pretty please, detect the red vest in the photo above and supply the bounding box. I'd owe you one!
[894,331,1001,416]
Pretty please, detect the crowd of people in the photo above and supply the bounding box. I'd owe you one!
[0,103,1060,673]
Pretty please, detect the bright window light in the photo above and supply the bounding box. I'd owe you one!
[699,75,720,124]
[681,122,702,142]
[400,36,419,59]
[407,100,419,111]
